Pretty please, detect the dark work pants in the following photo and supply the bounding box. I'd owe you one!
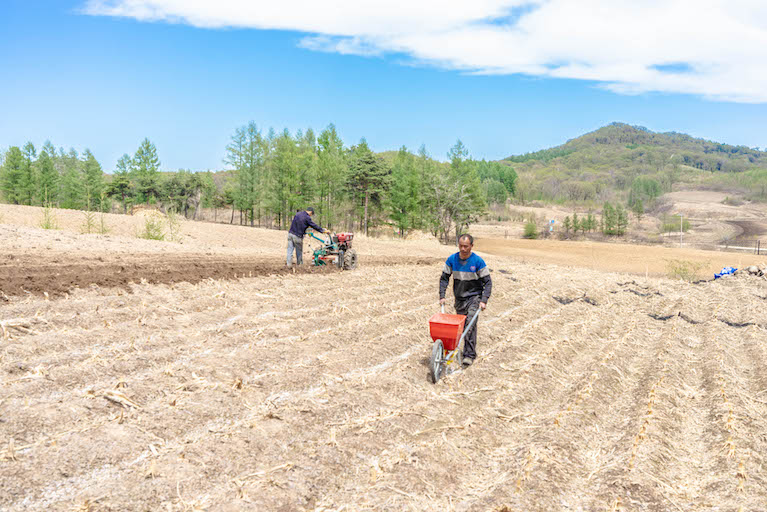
[455,295,480,360]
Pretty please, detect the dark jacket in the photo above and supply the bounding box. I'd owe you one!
[289,211,324,238]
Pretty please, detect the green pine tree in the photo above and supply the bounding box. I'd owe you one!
[602,202,617,235]
[447,140,485,242]
[81,149,104,210]
[132,138,160,203]
[389,146,420,236]
[0,147,25,204]
[616,203,629,234]
[20,142,38,205]
[586,212,596,232]
[416,144,438,234]
[226,122,268,226]
[297,128,318,212]
[60,149,84,210]
[107,154,134,213]
[346,138,390,235]
[316,124,346,229]
[269,129,300,228]
[38,141,59,206]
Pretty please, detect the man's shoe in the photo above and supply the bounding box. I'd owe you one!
[462,357,474,367]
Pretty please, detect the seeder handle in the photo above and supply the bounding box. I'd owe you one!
[441,304,445,314]
[458,308,481,345]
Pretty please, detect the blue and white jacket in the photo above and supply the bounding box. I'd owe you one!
[439,252,492,303]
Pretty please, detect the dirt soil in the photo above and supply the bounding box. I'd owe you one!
[0,249,441,298]
[2,205,767,511]
[727,220,767,242]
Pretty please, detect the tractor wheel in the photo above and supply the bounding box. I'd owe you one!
[343,248,358,270]
[337,250,345,269]
[430,340,444,383]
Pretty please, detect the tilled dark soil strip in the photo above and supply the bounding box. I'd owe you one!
[0,253,442,297]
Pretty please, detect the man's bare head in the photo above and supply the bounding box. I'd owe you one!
[458,234,473,260]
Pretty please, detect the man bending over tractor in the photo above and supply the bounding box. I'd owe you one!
[439,234,492,367]
[287,207,330,267]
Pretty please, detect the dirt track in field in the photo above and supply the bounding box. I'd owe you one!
[2,206,767,511]
[727,220,767,242]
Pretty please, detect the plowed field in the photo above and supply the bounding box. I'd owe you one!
[2,205,767,511]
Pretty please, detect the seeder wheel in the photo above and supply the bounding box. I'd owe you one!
[430,339,445,383]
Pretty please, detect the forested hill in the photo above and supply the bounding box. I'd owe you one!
[502,123,767,204]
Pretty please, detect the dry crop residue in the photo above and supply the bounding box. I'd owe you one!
[2,228,767,510]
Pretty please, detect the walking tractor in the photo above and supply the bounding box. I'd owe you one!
[428,306,480,383]
[308,231,358,270]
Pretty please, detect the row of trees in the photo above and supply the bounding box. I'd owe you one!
[1,125,517,242]
[0,142,105,210]
[222,122,516,241]
[108,139,215,218]
[560,202,629,237]
[0,137,218,219]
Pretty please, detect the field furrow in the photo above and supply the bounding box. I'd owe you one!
[1,229,765,511]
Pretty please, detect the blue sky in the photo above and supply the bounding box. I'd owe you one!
[2,0,767,172]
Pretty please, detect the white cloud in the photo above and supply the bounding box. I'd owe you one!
[83,0,767,102]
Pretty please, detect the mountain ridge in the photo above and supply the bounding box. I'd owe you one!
[495,122,766,204]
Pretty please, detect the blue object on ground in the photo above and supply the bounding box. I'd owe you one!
[714,266,737,279]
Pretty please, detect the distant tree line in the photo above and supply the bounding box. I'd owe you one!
[544,202,628,239]
[0,138,215,219]
[0,124,517,243]
[0,142,106,210]
[221,122,516,242]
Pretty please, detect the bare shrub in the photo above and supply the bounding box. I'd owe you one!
[81,210,96,234]
[722,196,744,206]
[39,196,58,230]
[166,208,182,242]
[98,193,110,234]
[647,196,672,216]
[507,208,527,223]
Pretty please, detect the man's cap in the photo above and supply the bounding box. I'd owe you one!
[306,207,315,213]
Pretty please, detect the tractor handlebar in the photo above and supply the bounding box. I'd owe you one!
[307,231,329,244]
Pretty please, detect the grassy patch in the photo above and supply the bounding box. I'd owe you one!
[523,221,538,239]
[665,258,708,282]
[137,215,165,241]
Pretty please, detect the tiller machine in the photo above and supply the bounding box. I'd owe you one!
[308,231,358,270]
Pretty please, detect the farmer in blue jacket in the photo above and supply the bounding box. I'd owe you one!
[287,207,329,267]
[439,234,492,366]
